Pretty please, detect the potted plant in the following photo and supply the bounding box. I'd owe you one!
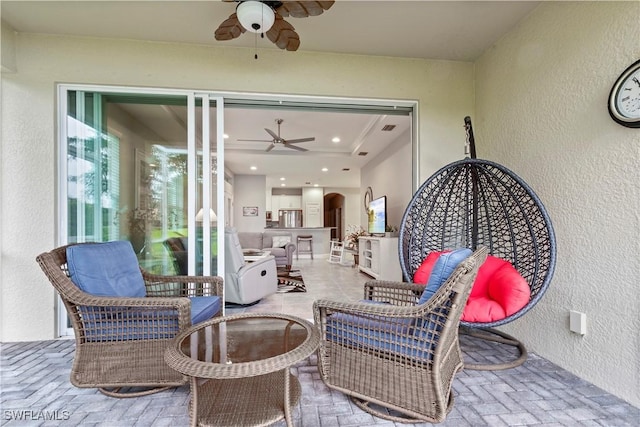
[345,225,367,251]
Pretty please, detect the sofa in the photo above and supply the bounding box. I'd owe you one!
[237,231,296,269]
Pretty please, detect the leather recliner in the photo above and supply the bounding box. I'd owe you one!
[225,227,278,305]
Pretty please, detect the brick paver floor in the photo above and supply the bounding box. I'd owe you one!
[1,334,638,426]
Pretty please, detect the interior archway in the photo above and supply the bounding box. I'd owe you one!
[324,192,345,241]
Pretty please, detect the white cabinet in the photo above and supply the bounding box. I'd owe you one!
[271,195,302,218]
[358,236,402,281]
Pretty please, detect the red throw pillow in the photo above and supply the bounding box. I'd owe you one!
[462,255,531,323]
[488,263,530,317]
[412,251,445,284]
[469,255,509,299]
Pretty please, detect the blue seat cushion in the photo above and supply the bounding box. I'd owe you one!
[80,296,221,341]
[326,313,439,361]
[190,296,222,324]
[67,241,146,297]
[418,248,472,304]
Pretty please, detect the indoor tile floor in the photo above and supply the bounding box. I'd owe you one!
[2,258,638,426]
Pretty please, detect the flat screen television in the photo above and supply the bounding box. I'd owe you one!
[367,196,387,235]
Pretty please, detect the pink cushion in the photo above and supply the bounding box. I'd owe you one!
[461,255,530,322]
[414,251,531,323]
[412,251,444,284]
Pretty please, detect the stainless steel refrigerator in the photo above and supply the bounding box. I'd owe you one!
[278,209,302,228]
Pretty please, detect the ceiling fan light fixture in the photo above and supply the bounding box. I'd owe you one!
[236,1,275,33]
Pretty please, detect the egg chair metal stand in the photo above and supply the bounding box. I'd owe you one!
[399,117,557,370]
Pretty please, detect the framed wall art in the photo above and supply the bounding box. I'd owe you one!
[243,206,259,216]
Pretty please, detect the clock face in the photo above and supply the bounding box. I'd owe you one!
[609,59,640,127]
[616,70,640,118]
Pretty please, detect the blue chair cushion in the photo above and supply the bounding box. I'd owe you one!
[190,296,222,324]
[326,314,439,361]
[80,296,221,341]
[418,248,472,304]
[67,241,146,297]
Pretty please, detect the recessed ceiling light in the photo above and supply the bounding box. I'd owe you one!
[332,137,340,143]
[280,177,286,181]
[314,184,319,187]
[321,167,328,172]
[281,183,286,187]
[250,166,257,170]
[223,133,229,139]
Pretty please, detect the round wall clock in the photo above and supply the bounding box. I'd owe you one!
[608,59,640,128]
[363,187,373,212]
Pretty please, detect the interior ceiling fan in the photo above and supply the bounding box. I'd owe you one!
[238,118,315,152]
[214,1,335,51]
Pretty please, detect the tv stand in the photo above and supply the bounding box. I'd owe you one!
[357,236,402,281]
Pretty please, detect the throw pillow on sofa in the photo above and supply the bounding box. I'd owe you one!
[272,235,291,248]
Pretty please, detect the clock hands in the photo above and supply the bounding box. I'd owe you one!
[633,77,640,88]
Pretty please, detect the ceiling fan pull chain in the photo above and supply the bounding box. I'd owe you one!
[254,32,258,59]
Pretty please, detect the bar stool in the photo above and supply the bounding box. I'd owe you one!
[296,235,313,260]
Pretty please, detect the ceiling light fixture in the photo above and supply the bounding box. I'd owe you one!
[332,137,340,143]
[250,166,257,170]
[236,1,275,33]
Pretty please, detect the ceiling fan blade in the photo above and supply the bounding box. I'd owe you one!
[284,137,315,144]
[264,128,279,140]
[265,143,276,152]
[214,13,245,41]
[276,1,335,18]
[266,15,300,51]
[284,143,308,152]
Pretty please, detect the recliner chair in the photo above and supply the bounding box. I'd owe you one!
[225,227,278,305]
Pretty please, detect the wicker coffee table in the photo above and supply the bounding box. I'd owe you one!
[165,312,320,427]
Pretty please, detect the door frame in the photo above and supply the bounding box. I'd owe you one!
[56,84,418,336]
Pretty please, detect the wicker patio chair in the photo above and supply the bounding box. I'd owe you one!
[313,247,487,423]
[398,117,557,370]
[36,242,223,398]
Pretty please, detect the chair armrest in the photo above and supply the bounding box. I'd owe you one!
[141,270,224,298]
[284,242,296,255]
[65,293,193,341]
[313,296,431,325]
[237,255,275,277]
[362,280,425,305]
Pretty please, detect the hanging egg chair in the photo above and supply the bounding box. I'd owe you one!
[399,117,557,370]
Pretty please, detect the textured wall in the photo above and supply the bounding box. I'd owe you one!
[475,1,640,406]
[0,33,474,342]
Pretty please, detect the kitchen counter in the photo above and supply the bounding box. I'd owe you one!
[264,227,335,257]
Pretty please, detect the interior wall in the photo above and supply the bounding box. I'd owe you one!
[301,187,323,228]
[360,128,413,229]
[475,1,640,406]
[0,32,474,342]
[324,187,360,238]
[233,175,266,232]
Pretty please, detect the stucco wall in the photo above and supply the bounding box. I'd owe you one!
[475,1,640,406]
[0,32,473,342]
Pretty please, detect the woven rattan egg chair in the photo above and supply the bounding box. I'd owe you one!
[399,117,557,370]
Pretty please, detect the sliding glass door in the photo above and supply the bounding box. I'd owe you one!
[58,87,223,336]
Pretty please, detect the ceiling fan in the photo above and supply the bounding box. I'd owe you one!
[238,118,315,152]
[214,1,335,51]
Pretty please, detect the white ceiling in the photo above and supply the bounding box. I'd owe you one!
[1,1,540,189]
